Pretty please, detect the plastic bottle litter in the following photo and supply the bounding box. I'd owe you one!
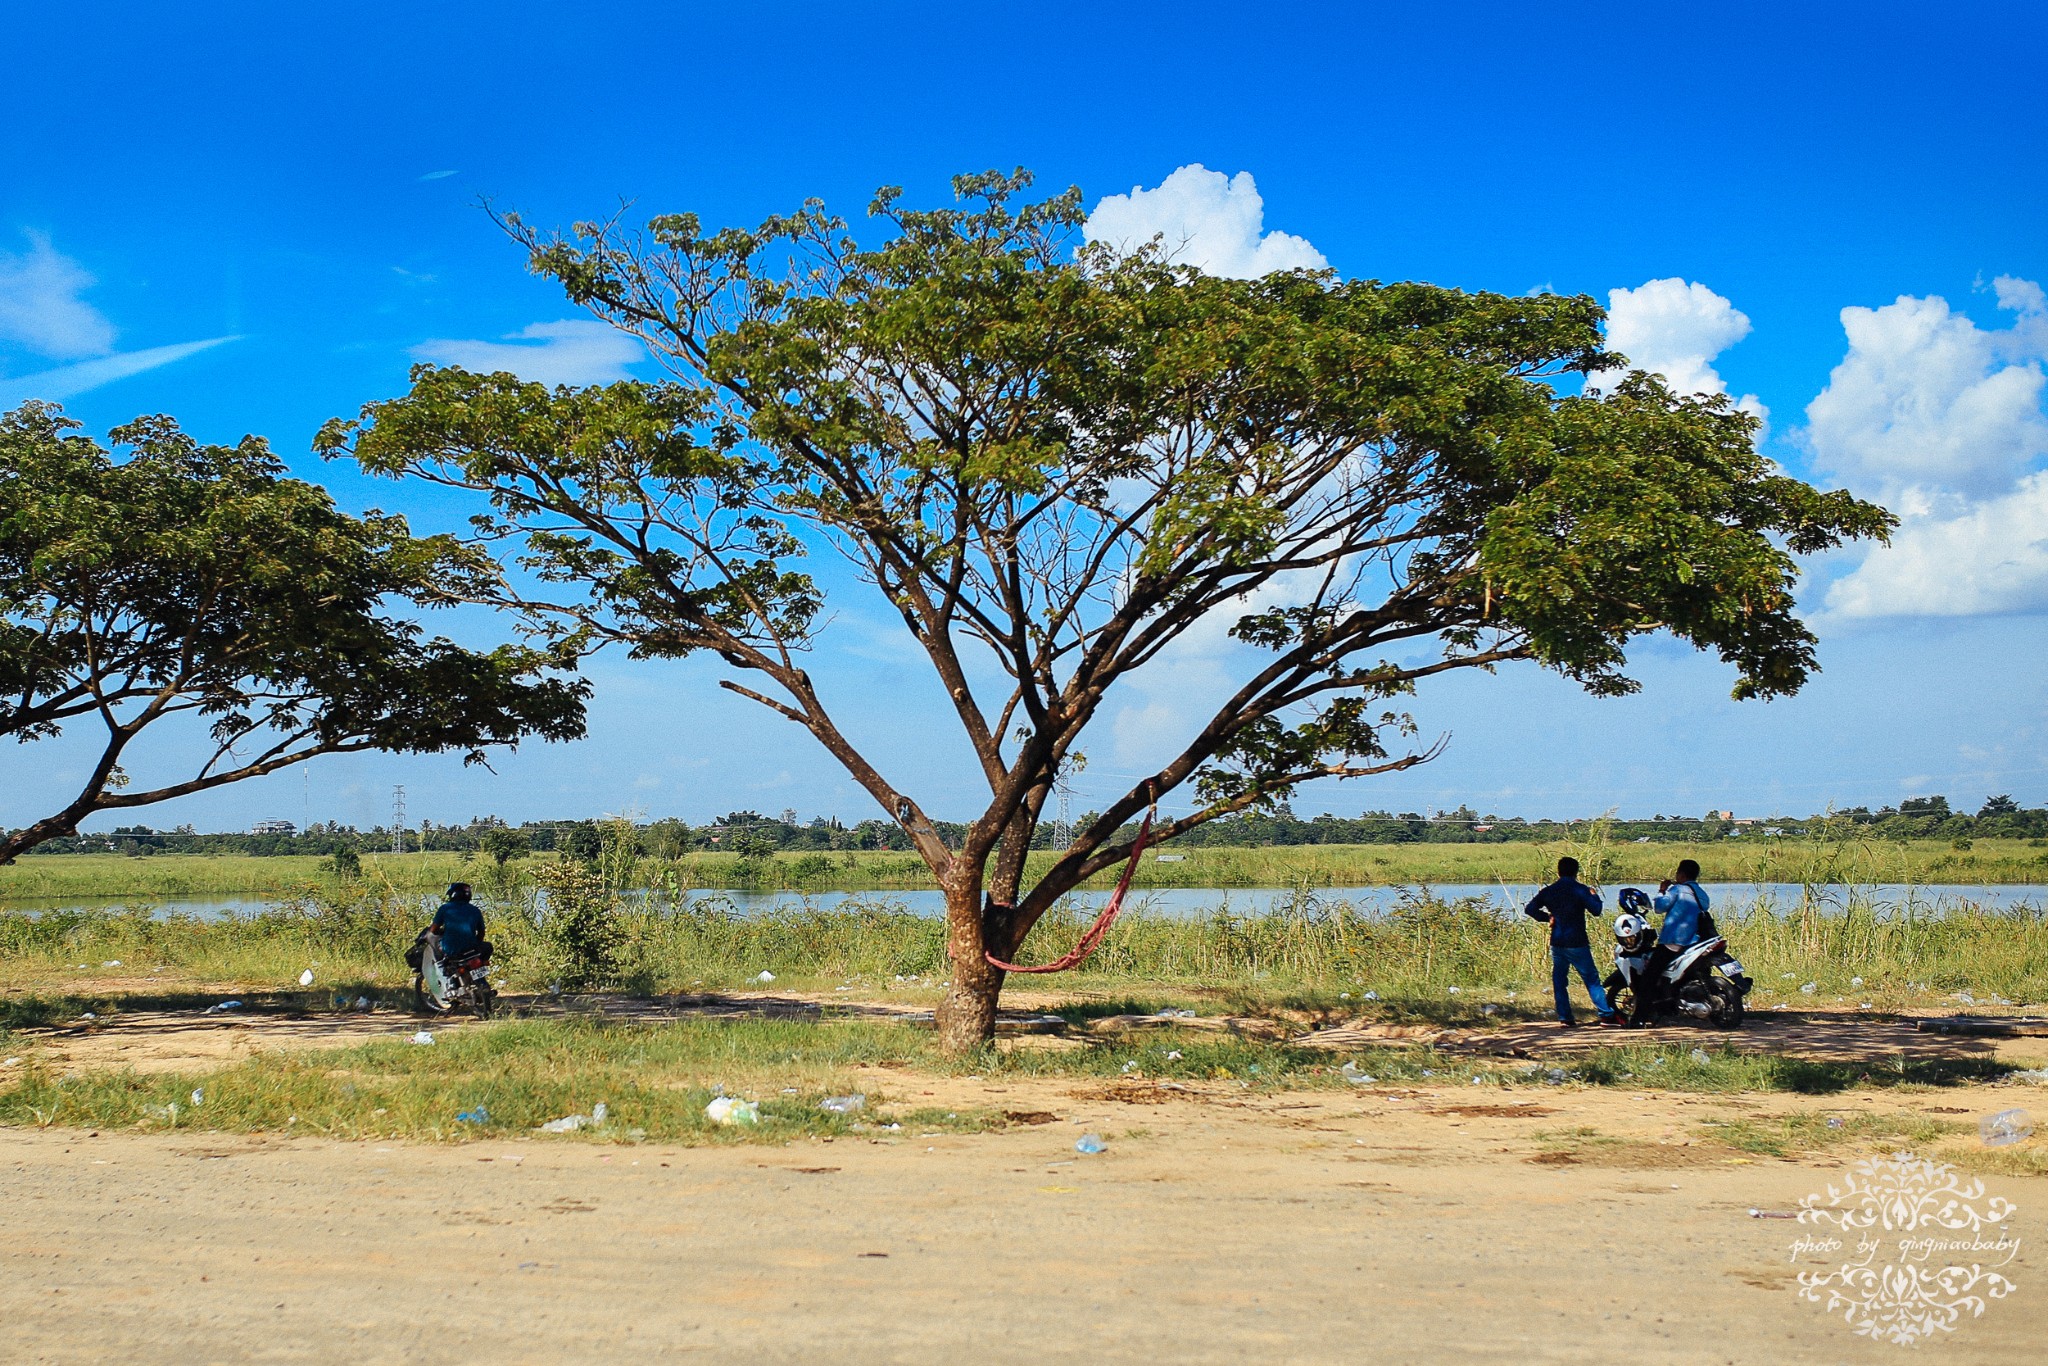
[1362,990,1379,1001]
[706,1096,761,1126]
[819,1094,866,1115]
[539,1114,589,1133]
[410,1030,435,1045]
[1690,1049,1711,1065]
[299,969,315,987]
[756,970,777,984]
[190,1088,204,1105]
[203,1000,243,1014]
[1981,1109,2034,1147]
[456,1107,489,1124]
[1340,1062,1375,1085]
[1075,1134,1107,1155]
[1799,983,1816,995]
[591,1103,608,1123]
[1165,1050,1183,1061]
[1826,1117,1845,1129]
[102,960,121,968]
[1447,986,1461,995]
[1850,976,1864,987]
[354,996,370,1010]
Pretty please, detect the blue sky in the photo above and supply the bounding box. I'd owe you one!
[5,2,2046,832]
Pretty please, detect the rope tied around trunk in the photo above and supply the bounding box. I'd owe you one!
[984,797,1158,974]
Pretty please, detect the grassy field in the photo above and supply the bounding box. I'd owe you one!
[0,1012,2031,1147]
[5,834,2046,903]
[4,879,2044,1013]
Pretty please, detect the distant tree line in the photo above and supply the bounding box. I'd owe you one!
[16,793,2044,858]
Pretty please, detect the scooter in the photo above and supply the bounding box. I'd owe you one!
[407,930,497,1019]
[1603,887,1752,1028]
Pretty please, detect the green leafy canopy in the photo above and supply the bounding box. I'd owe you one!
[0,403,588,860]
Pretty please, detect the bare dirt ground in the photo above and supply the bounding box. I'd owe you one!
[15,985,2048,1073]
[5,999,2047,1362]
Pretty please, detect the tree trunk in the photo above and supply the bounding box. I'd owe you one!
[934,882,1003,1052]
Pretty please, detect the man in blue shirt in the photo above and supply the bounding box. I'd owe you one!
[1524,857,1623,1028]
[430,883,488,962]
[1654,859,1709,948]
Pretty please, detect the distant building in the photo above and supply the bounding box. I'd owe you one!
[252,819,297,836]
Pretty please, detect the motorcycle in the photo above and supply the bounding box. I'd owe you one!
[407,930,497,1019]
[1603,887,1752,1028]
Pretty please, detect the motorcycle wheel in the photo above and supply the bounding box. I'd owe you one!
[1602,971,1634,1021]
[412,974,453,1016]
[1706,978,1744,1028]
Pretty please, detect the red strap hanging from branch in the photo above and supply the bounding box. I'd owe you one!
[986,803,1157,975]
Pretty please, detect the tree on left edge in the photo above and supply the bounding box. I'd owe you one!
[0,402,588,861]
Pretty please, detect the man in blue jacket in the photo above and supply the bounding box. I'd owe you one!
[1524,857,1624,1028]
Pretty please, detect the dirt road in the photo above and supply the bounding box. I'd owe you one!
[6,1070,2043,1363]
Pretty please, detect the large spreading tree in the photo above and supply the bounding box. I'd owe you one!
[322,172,1892,1049]
[0,403,588,860]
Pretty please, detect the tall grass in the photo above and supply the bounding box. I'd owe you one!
[4,880,2044,1007]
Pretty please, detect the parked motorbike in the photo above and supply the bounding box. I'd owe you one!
[407,930,497,1019]
[1603,887,1752,1027]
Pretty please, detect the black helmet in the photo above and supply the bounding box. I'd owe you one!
[1618,887,1652,914]
[446,882,473,901]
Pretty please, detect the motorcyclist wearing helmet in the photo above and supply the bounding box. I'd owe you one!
[430,883,489,963]
[1523,857,1625,1028]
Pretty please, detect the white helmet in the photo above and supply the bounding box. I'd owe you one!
[1613,912,1647,943]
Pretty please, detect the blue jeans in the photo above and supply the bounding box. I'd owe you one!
[1551,945,1613,1023]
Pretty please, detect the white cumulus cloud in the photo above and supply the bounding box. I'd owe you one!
[412,319,644,386]
[1586,278,1768,431]
[1816,279,2048,618]
[1083,165,1327,279]
[0,231,117,360]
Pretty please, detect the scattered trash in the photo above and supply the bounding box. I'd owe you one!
[819,1095,865,1115]
[80,1011,96,1021]
[1165,1050,1183,1061]
[1421,1069,1436,1078]
[1747,1209,1797,1220]
[1544,1068,1568,1084]
[1850,977,1864,987]
[1336,1064,1371,1085]
[2012,1068,2048,1085]
[456,1107,489,1124]
[1362,990,1379,1001]
[1,1057,19,1068]
[1158,1007,1196,1019]
[1799,983,1816,995]
[102,961,121,968]
[355,996,371,1010]
[190,1088,204,1105]
[1480,1003,1499,1016]
[1689,1049,1711,1065]
[299,969,315,987]
[1120,1060,1139,1073]
[1826,1117,1845,1129]
[1981,1109,2034,1147]
[592,1102,608,1123]
[203,1000,243,1014]
[410,1031,435,1045]
[1074,1134,1107,1155]
[1447,986,1461,995]
[706,1096,761,1126]
[756,970,777,984]
[1339,992,1350,1000]
[539,1114,590,1133]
